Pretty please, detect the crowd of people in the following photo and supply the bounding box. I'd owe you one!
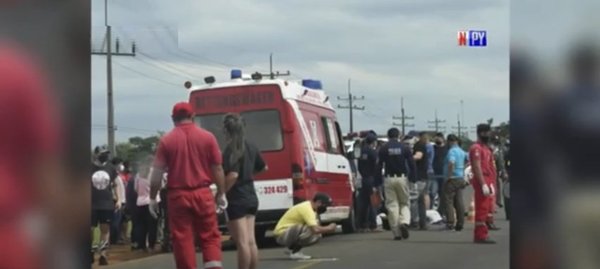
[91,148,171,266]
[90,101,510,268]
[348,125,510,243]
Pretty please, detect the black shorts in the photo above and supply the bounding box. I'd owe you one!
[226,204,258,221]
[91,209,114,227]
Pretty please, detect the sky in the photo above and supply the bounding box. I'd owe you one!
[92,0,509,147]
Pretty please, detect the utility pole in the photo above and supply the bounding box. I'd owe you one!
[91,0,136,155]
[451,114,463,139]
[392,97,415,136]
[451,114,475,139]
[427,109,446,133]
[259,53,290,79]
[337,79,365,133]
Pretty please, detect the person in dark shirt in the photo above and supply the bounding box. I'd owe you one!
[91,146,120,266]
[357,134,380,232]
[377,128,417,240]
[412,132,431,230]
[222,113,268,269]
[432,133,449,219]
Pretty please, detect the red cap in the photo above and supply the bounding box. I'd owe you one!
[172,102,194,118]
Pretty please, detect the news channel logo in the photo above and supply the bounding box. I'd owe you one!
[458,30,487,47]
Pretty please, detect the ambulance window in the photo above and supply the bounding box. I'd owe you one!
[322,117,341,154]
[242,110,283,151]
[194,113,228,149]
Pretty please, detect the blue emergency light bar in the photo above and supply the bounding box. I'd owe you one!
[302,79,322,90]
[231,69,242,79]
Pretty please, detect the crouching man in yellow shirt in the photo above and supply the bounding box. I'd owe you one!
[273,193,337,260]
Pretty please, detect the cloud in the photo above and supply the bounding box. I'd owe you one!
[92,0,509,146]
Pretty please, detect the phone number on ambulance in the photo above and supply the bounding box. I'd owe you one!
[256,185,289,195]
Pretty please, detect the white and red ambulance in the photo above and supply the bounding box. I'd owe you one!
[187,70,357,241]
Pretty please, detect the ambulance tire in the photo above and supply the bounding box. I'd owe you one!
[341,206,357,234]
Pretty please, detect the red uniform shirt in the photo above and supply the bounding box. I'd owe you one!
[468,142,495,182]
[154,122,222,189]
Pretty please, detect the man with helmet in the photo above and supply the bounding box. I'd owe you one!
[91,146,120,266]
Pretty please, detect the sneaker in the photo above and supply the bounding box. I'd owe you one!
[455,225,463,232]
[400,224,410,239]
[487,223,501,231]
[474,238,497,244]
[393,236,403,241]
[445,225,455,231]
[98,255,109,266]
[289,252,311,260]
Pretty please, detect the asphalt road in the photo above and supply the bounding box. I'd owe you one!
[104,214,509,269]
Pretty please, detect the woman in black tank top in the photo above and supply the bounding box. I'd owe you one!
[222,113,268,269]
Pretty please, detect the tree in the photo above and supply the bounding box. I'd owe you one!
[114,133,163,170]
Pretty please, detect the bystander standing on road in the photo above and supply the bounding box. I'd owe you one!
[134,156,160,252]
[377,128,417,240]
[433,133,449,220]
[443,134,468,232]
[91,146,121,266]
[469,124,497,244]
[148,102,227,269]
[109,157,126,246]
[222,113,268,269]
[357,134,381,232]
[412,132,431,230]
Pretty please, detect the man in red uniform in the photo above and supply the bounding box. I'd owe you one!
[148,102,227,269]
[469,124,497,244]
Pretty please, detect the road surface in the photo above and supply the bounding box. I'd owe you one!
[103,216,509,269]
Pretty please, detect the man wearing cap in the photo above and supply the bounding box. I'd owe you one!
[148,102,227,269]
[357,134,380,232]
[443,134,468,231]
[273,193,337,260]
[469,124,497,244]
[91,146,120,266]
[377,128,417,240]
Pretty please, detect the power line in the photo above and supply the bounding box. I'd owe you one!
[147,28,231,73]
[113,61,181,87]
[337,79,365,134]
[136,51,198,79]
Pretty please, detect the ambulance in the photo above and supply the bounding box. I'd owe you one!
[186,70,357,241]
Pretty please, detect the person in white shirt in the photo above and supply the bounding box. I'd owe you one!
[133,156,161,252]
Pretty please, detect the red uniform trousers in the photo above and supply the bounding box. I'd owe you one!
[168,187,222,269]
[472,177,494,241]
[487,176,497,225]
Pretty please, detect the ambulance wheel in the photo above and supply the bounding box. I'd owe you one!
[341,207,357,234]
